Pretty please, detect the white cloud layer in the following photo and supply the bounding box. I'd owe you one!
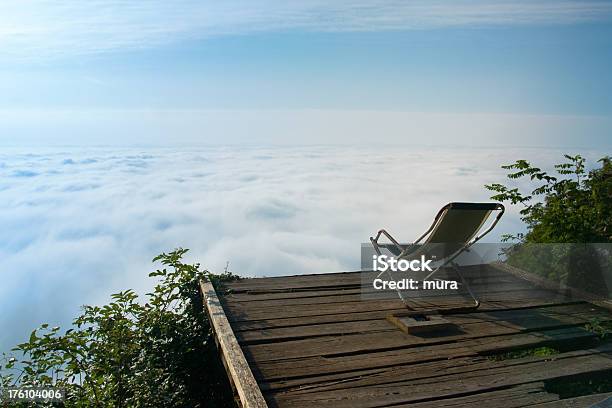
[0,146,607,350]
[2,0,611,59]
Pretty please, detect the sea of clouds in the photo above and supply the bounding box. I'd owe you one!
[0,145,606,350]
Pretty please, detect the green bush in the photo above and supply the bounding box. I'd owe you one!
[485,155,611,294]
[485,154,611,243]
[1,249,238,407]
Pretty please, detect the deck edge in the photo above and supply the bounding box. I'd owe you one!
[491,261,612,312]
[200,279,268,408]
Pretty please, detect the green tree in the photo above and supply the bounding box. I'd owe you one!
[1,249,237,407]
[485,155,611,294]
[485,154,611,243]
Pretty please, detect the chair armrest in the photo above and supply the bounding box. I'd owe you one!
[370,229,403,256]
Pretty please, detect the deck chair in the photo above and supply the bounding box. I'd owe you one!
[370,202,505,312]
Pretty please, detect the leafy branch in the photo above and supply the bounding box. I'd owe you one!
[1,248,238,407]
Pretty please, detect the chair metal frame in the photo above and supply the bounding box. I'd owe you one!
[370,202,505,311]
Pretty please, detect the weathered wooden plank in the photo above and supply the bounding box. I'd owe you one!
[230,300,583,332]
[237,302,600,344]
[268,345,612,407]
[225,287,365,302]
[404,382,557,407]
[232,308,410,331]
[200,279,268,408]
[223,271,365,293]
[224,266,511,293]
[223,274,533,304]
[224,289,567,322]
[267,343,610,397]
[223,281,569,307]
[237,319,393,344]
[256,326,595,387]
[493,262,612,312]
[531,392,612,407]
[225,298,407,322]
[223,282,544,310]
[244,303,610,362]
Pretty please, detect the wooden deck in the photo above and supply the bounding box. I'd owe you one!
[203,263,612,407]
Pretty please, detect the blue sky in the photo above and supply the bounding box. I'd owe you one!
[1,0,611,147]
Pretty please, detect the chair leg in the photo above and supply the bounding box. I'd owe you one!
[386,269,409,306]
[420,261,480,312]
[450,262,480,309]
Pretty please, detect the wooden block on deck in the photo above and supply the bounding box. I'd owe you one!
[387,312,454,334]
